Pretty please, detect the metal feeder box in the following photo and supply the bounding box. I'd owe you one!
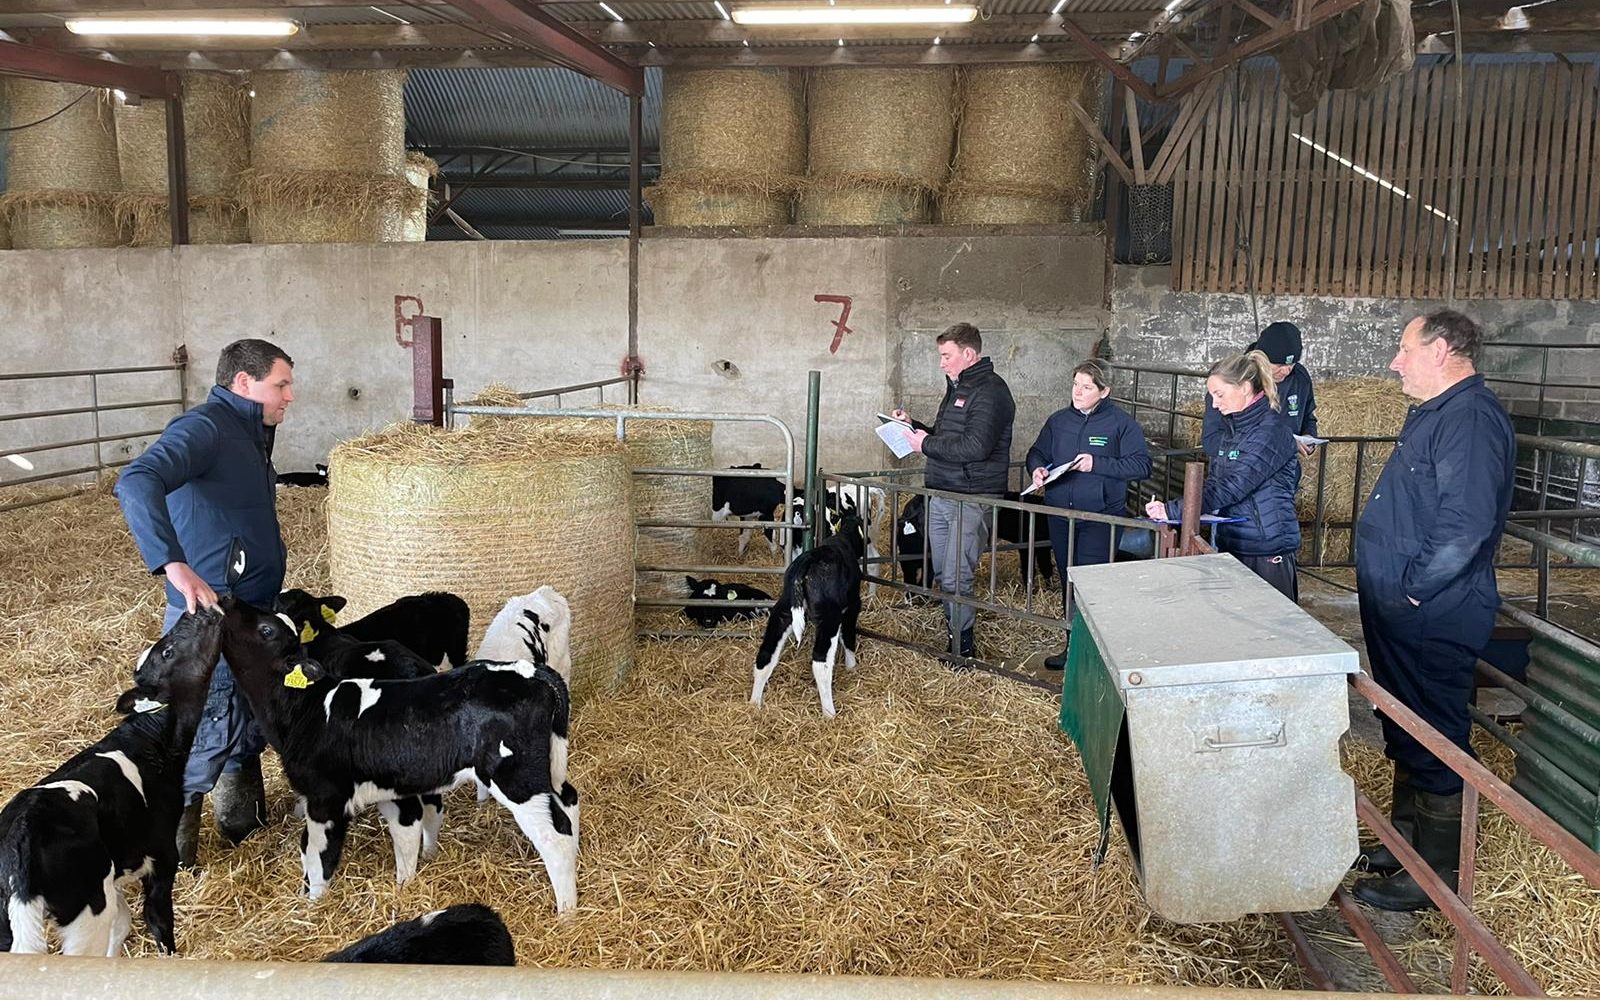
[1060,554,1358,924]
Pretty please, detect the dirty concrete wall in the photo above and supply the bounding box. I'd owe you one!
[0,231,1106,489]
[1108,264,1600,432]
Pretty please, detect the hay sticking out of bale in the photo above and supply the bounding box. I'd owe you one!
[1,79,122,249]
[4,489,1600,994]
[114,193,246,247]
[328,416,634,706]
[1297,377,1411,563]
[941,65,1106,225]
[401,151,437,242]
[797,184,930,226]
[240,168,421,245]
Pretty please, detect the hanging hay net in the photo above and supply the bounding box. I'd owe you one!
[0,79,122,249]
[800,67,955,226]
[496,403,714,603]
[1272,0,1415,116]
[941,65,1106,225]
[327,404,634,708]
[401,151,437,242]
[113,72,249,246]
[654,69,806,226]
[246,70,407,244]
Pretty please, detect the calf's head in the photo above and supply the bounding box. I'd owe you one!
[221,597,326,689]
[117,606,225,713]
[274,588,348,643]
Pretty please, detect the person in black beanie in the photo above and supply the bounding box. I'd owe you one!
[1201,321,1318,457]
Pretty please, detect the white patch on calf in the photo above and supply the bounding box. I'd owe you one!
[302,819,334,900]
[275,612,296,631]
[421,909,445,927]
[364,649,386,662]
[702,584,718,597]
[549,733,569,787]
[789,606,807,644]
[487,786,577,914]
[135,646,151,669]
[711,503,731,521]
[40,780,97,802]
[486,659,537,679]
[324,679,383,721]
[376,800,422,885]
[499,741,514,758]
[95,751,146,805]
[57,866,121,957]
[346,780,399,815]
[5,896,48,954]
[902,521,917,536]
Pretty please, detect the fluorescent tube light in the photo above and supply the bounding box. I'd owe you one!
[558,228,629,236]
[65,17,300,37]
[598,2,625,21]
[714,0,732,19]
[732,4,977,25]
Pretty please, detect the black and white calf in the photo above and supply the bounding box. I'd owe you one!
[218,599,580,912]
[273,591,449,884]
[0,609,224,956]
[681,576,772,628]
[276,464,329,487]
[894,494,929,587]
[476,587,573,682]
[752,511,866,719]
[323,903,514,966]
[996,491,1055,586]
[711,463,790,555]
[278,588,470,670]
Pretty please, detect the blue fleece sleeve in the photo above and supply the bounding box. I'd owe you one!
[1402,411,1510,603]
[1200,422,1298,513]
[113,412,222,575]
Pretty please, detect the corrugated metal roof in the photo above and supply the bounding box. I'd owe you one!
[404,66,663,148]
[545,1,725,21]
[447,186,642,222]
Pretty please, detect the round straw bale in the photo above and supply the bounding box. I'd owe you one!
[661,68,806,189]
[505,404,713,601]
[114,195,247,247]
[327,420,634,707]
[1295,376,1410,563]
[250,70,404,176]
[806,68,955,191]
[401,151,437,242]
[646,180,790,226]
[940,65,1105,224]
[240,169,418,244]
[0,81,9,250]
[1,79,122,249]
[796,183,930,225]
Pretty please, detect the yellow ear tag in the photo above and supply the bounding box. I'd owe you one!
[299,622,318,644]
[320,605,338,626]
[725,591,739,601]
[283,665,310,690]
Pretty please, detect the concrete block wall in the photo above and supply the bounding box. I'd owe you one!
[0,229,1108,488]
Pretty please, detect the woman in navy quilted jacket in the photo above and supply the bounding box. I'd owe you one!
[1146,350,1302,601]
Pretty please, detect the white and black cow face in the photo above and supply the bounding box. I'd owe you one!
[118,606,225,712]
[222,598,327,686]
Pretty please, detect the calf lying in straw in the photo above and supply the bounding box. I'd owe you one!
[323,903,514,966]
[0,609,225,956]
[219,598,580,912]
[752,510,867,719]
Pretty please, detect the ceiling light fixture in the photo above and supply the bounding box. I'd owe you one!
[932,35,941,43]
[1029,32,1039,41]
[65,17,300,36]
[1050,0,1068,13]
[714,0,732,18]
[369,6,411,25]
[598,2,625,21]
[732,4,976,24]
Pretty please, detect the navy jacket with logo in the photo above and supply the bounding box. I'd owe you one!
[1168,393,1302,557]
[917,357,1016,496]
[115,385,287,607]
[1202,364,1317,456]
[1355,375,1515,649]
[1025,401,1152,515]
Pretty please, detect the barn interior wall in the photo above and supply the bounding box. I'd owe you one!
[1109,264,1600,430]
[0,231,1107,483]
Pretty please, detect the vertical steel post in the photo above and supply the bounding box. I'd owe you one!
[1180,461,1205,554]
[803,370,821,552]
[411,316,445,427]
[164,81,190,247]
[626,91,642,400]
[90,373,103,483]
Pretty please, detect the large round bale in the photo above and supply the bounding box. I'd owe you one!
[504,405,713,602]
[653,68,805,226]
[400,151,437,242]
[798,67,954,225]
[326,421,635,707]
[940,65,1106,224]
[114,72,249,246]
[243,70,417,244]
[1298,377,1411,564]
[0,79,10,249]
[1,79,121,249]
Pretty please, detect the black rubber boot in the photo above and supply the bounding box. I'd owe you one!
[1044,637,1072,671]
[959,628,977,659]
[1353,790,1463,912]
[175,798,202,869]
[212,755,267,846]
[1354,765,1415,876]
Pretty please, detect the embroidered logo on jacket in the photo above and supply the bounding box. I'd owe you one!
[954,397,967,408]
[1088,435,1109,447]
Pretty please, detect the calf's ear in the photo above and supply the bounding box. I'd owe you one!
[322,595,348,613]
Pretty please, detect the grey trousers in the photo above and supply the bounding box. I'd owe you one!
[926,495,994,634]
[163,603,265,802]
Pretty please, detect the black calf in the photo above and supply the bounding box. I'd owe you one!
[996,491,1055,585]
[323,903,514,966]
[681,576,773,628]
[277,588,469,669]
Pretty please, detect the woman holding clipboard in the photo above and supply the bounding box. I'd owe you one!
[1145,351,1302,602]
[1025,360,1151,669]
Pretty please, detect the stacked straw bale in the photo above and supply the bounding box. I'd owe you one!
[401,151,437,242]
[0,79,10,249]
[1297,377,1411,564]
[797,67,955,225]
[244,70,418,244]
[941,65,1107,225]
[512,405,713,602]
[648,68,806,227]
[114,72,250,246]
[0,79,122,249]
[327,406,635,708]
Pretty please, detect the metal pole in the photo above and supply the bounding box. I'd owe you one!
[1179,461,1204,554]
[626,90,642,395]
[164,79,189,247]
[90,373,103,483]
[411,316,445,427]
[803,370,821,553]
